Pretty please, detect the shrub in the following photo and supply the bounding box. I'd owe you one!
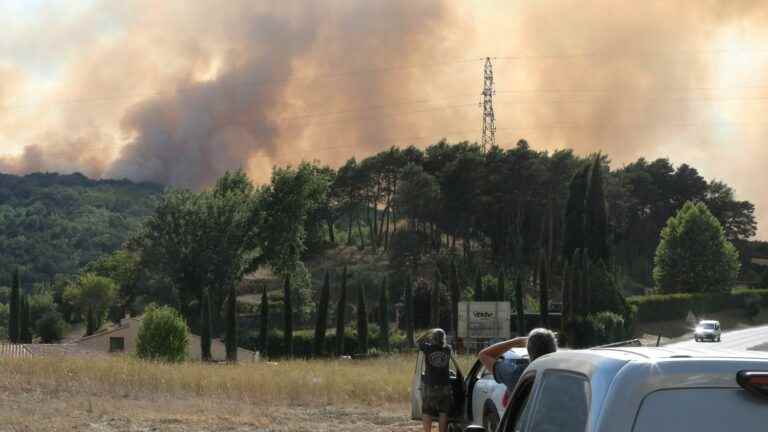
[136,305,189,363]
[744,293,762,321]
[35,311,67,343]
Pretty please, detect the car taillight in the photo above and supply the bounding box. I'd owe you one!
[737,371,768,398]
[502,390,511,408]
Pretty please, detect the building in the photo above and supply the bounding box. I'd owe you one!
[75,316,257,361]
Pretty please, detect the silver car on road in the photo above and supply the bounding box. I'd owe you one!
[468,346,768,432]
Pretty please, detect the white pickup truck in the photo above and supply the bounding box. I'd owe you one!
[411,348,529,431]
[467,346,768,432]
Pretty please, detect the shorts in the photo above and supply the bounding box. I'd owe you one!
[422,384,452,417]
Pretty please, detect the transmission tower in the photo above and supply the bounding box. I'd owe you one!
[481,57,496,152]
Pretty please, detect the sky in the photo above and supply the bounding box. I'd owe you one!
[1,0,768,237]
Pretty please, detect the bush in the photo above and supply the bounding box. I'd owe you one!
[628,289,768,322]
[136,305,189,363]
[744,293,762,321]
[35,311,67,343]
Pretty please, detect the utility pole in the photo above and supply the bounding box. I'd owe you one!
[481,57,496,152]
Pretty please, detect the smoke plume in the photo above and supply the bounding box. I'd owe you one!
[1,1,768,235]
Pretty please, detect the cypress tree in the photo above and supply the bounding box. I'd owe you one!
[20,295,31,343]
[357,283,368,354]
[586,156,610,264]
[200,288,212,361]
[259,285,268,358]
[283,273,293,357]
[449,260,461,334]
[85,305,96,336]
[405,275,415,348]
[497,269,506,302]
[515,273,526,336]
[225,283,238,362]
[539,253,549,328]
[314,270,331,357]
[563,164,590,260]
[9,269,20,343]
[379,276,390,353]
[430,269,441,328]
[474,272,483,301]
[335,266,348,356]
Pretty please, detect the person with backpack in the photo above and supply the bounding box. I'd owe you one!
[417,328,452,432]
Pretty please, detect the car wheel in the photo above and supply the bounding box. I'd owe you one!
[717,336,721,342]
[695,337,699,342]
[484,408,500,432]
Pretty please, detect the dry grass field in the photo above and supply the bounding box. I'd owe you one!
[0,354,477,431]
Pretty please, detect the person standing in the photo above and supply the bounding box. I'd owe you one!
[418,328,452,432]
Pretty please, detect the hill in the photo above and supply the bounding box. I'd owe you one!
[0,172,163,285]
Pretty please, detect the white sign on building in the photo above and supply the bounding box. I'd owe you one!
[457,301,511,340]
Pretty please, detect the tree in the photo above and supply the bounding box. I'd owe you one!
[357,283,368,354]
[497,269,506,302]
[653,201,740,293]
[336,266,348,356]
[84,250,141,321]
[64,273,118,336]
[225,283,237,362]
[449,260,461,334]
[405,275,415,348]
[200,288,213,361]
[283,274,293,357]
[563,164,590,260]
[586,156,610,264]
[515,274,525,336]
[136,305,189,363]
[35,310,67,343]
[259,285,268,357]
[474,272,483,302]
[9,269,20,343]
[430,269,441,328]
[539,253,549,327]
[20,295,32,343]
[314,270,331,357]
[379,276,390,353]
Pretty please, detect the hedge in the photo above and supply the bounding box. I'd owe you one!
[239,325,407,358]
[567,312,629,348]
[628,289,768,322]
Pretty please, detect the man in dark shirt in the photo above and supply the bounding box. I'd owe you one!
[418,328,452,432]
[478,328,558,389]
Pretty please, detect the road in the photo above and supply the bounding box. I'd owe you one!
[668,324,768,351]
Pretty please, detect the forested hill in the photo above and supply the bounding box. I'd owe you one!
[0,172,163,284]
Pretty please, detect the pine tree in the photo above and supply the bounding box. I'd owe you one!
[259,285,269,357]
[474,272,483,301]
[200,288,212,361]
[563,164,590,260]
[379,276,390,352]
[449,260,461,334]
[515,273,526,336]
[283,273,293,357]
[225,283,238,362]
[9,268,20,343]
[586,156,610,264]
[335,266,348,356]
[405,275,415,348]
[314,270,331,357]
[430,269,441,328]
[357,283,368,354]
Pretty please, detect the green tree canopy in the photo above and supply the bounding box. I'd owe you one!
[653,201,740,293]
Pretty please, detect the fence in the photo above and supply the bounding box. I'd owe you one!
[0,343,32,358]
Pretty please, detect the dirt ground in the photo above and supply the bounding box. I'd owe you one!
[0,393,420,432]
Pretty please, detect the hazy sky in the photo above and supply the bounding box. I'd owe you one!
[1,0,768,236]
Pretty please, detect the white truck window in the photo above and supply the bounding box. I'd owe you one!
[633,388,768,432]
[526,371,589,432]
